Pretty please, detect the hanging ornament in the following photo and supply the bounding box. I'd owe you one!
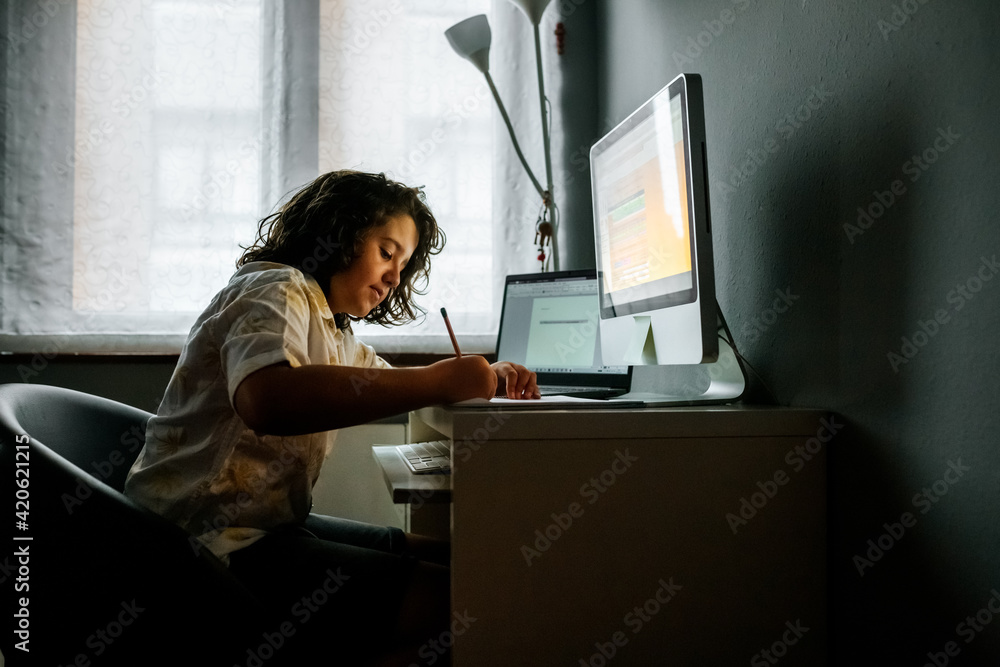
[536,220,553,247]
[535,220,553,272]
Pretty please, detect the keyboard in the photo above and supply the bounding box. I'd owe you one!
[395,440,452,474]
[539,385,593,394]
[537,385,621,398]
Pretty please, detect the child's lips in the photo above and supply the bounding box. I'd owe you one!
[371,287,384,300]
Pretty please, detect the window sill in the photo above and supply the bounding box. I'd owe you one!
[0,352,496,366]
[1,334,497,359]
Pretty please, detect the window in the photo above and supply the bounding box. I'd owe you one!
[73,0,263,322]
[1,0,494,354]
[319,0,494,353]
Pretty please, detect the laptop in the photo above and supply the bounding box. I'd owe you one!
[495,269,632,399]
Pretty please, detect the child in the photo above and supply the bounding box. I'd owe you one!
[124,170,540,666]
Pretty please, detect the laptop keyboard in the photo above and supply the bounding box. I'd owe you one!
[395,440,451,474]
[540,385,596,394]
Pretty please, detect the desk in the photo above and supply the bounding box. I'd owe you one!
[373,404,831,666]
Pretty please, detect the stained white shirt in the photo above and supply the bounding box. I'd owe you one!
[124,262,389,564]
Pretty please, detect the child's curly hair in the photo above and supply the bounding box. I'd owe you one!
[238,170,445,330]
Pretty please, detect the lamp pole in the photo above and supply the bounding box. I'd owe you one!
[484,72,545,199]
[445,7,560,271]
[531,21,558,271]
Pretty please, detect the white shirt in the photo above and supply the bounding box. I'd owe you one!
[124,262,389,563]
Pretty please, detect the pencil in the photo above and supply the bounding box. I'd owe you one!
[440,307,462,358]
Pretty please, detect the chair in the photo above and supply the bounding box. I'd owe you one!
[0,383,271,666]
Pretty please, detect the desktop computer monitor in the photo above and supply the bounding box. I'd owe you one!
[590,73,718,368]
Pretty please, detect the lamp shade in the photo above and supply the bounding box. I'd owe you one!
[508,0,552,25]
[444,14,492,75]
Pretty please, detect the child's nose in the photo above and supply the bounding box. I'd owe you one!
[383,267,401,287]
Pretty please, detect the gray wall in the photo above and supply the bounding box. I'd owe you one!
[591,0,1000,661]
[0,356,177,413]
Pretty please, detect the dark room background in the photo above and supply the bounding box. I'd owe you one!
[3,1,998,662]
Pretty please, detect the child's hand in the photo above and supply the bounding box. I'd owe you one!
[491,361,541,399]
[429,355,498,403]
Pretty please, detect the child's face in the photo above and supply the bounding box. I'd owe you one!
[327,213,419,318]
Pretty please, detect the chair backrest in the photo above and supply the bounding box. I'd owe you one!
[0,383,271,665]
[0,383,151,492]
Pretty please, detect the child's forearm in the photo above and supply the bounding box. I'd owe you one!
[233,357,494,435]
[234,363,442,435]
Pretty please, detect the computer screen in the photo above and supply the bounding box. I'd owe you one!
[590,73,717,366]
[495,270,629,384]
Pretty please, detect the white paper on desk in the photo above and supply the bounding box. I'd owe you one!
[450,395,642,409]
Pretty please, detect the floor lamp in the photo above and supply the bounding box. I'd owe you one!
[445,0,559,271]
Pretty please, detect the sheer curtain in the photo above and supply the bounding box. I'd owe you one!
[327,0,571,354]
[319,0,494,354]
[0,0,554,356]
[2,0,266,353]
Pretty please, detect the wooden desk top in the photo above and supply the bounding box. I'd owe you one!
[375,404,833,507]
[414,403,832,442]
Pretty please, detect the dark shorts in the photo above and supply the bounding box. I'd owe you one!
[228,515,415,665]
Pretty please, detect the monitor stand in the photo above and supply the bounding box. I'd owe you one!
[609,309,747,407]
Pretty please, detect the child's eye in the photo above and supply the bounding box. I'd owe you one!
[380,248,392,260]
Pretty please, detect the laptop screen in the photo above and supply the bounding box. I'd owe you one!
[495,270,630,387]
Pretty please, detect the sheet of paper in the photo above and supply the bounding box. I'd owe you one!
[450,396,644,409]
